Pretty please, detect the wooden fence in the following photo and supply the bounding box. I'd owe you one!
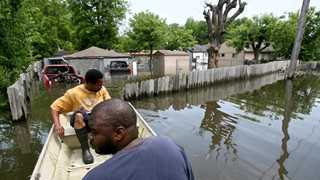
[297,62,320,71]
[7,61,42,121]
[123,61,290,100]
[133,73,286,111]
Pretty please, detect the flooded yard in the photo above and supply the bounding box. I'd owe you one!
[132,74,320,180]
[1,73,320,180]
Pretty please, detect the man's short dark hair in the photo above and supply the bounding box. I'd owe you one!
[85,69,103,84]
[91,99,137,128]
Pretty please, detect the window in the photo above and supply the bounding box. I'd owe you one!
[232,53,236,58]
[46,66,74,74]
[221,53,225,57]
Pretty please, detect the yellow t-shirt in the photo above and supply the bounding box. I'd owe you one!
[50,84,111,113]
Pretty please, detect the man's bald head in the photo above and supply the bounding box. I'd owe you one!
[91,99,137,128]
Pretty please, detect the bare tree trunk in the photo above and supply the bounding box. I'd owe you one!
[204,0,246,69]
[208,46,219,68]
[286,0,310,79]
[253,50,260,63]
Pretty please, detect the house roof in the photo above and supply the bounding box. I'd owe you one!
[190,44,209,53]
[155,50,189,56]
[64,46,130,59]
[130,51,150,56]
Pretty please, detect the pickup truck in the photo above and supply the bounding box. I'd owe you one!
[42,64,84,89]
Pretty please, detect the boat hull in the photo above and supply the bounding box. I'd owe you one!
[30,105,156,180]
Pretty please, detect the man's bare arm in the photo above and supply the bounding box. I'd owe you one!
[51,108,64,138]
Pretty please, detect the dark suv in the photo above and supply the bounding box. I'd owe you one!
[109,61,131,74]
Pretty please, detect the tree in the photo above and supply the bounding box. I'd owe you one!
[271,13,298,59]
[68,0,128,50]
[165,24,196,50]
[23,0,75,59]
[271,7,320,62]
[113,35,135,52]
[185,18,208,45]
[227,15,278,62]
[0,0,31,95]
[128,11,167,73]
[300,7,320,61]
[203,0,246,68]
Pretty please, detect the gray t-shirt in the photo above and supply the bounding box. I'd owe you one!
[83,136,194,180]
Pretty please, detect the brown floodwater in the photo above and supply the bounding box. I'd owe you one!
[1,73,320,180]
[132,74,320,180]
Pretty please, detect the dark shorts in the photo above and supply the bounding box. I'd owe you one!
[70,110,91,131]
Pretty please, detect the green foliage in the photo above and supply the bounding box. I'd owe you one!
[0,0,129,102]
[271,13,298,59]
[226,15,278,61]
[113,35,135,52]
[23,0,75,59]
[128,11,167,52]
[300,8,320,61]
[117,15,198,52]
[229,7,320,62]
[185,18,208,45]
[68,0,128,50]
[0,0,31,97]
[165,24,196,50]
[271,7,320,61]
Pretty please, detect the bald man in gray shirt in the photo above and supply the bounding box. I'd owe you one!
[84,99,194,180]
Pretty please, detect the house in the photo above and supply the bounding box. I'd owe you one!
[244,46,275,62]
[191,45,208,66]
[130,51,151,72]
[190,43,245,70]
[152,50,190,75]
[63,46,130,76]
[218,43,245,67]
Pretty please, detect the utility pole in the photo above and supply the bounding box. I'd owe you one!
[286,0,310,79]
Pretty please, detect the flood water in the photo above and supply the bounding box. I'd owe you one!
[1,73,320,180]
[132,74,320,180]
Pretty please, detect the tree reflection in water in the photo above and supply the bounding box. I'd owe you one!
[276,80,293,180]
[200,101,238,162]
[0,119,46,180]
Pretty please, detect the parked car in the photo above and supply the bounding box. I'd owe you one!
[109,61,131,74]
[41,64,84,89]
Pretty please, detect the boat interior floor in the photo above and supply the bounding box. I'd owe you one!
[65,147,111,180]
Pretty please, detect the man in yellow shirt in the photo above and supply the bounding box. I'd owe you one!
[50,69,111,164]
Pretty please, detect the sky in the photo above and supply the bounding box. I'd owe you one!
[123,0,320,28]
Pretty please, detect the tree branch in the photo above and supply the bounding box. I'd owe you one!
[260,42,270,51]
[205,3,214,11]
[218,0,230,9]
[251,42,256,51]
[203,9,213,41]
[223,0,237,23]
[217,0,229,28]
[226,0,247,25]
[205,3,218,27]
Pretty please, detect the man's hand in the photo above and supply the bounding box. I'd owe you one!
[51,108,64,138]
[54,125,65,138]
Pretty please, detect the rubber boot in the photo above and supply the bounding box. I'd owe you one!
[75,128,94,164]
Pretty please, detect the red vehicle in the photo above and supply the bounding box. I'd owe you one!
[42,64,84,89]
